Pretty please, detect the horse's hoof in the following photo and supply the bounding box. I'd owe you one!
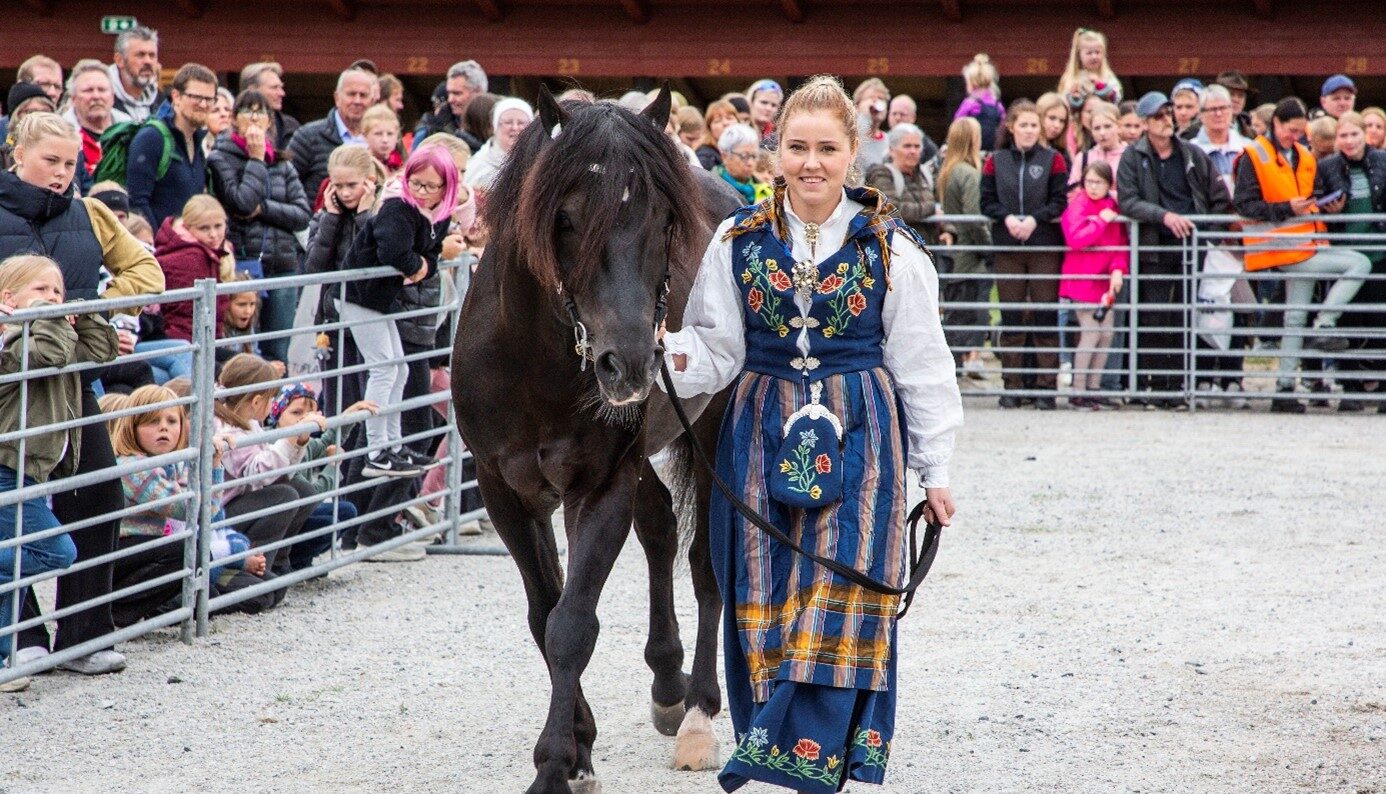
[568,772,602,794]
[672,707,720,771]
[651,698,685,737]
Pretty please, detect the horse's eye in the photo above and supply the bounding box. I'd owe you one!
[556,211,574,232]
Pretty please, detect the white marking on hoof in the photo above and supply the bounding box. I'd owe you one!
[671,706,720,771]
[568,770,602,794]
[651,699,685,737]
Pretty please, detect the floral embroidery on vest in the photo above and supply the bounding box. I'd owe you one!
[730,730,844,786]
[739,241,790,336]
[819,246,878,339]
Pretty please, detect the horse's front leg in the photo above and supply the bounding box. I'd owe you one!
[529,456,641,794]
[632,462,689,736]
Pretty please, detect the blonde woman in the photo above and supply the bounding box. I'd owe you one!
[662,75,961,794]
[937,116,993,376]
[0,112,162,676]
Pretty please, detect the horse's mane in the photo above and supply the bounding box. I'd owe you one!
[485,99,706,292]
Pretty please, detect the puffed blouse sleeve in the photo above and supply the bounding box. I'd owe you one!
[881,235,963,488]
[658,218,746,398]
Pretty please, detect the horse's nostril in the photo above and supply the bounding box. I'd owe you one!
[596,350,623,379]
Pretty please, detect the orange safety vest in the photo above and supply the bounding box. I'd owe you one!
[1240,136,1323,271]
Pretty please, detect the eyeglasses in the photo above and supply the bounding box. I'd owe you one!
[408,180,445,194]
[1202,105,1233,115]
[181,92,216,106]
[237,109,270,119]
[728,151,758,163]
[33,80,62,92]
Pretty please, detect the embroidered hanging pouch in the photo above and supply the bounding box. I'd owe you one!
[768,390,845,509]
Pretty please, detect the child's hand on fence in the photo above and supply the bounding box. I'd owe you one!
[442,233,466,261]
[211,433,236,467]
[344,400,379,416]
[1098,208,1119,223]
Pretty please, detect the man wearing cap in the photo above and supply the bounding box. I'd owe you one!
[1319,75,1357,120]
[1117,91,1231,407]
[1232,97,1371,412]
[1215,70,1257,138]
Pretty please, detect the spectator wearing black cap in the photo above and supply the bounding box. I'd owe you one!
[0,82,57,171]
[1215,70,1257,139]
[1116,91,1231,408]
[1319,75,1357,120]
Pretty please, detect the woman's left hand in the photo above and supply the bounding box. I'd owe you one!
[924,487,955,527]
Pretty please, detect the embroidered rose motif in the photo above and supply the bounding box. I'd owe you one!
[769,271,792,291]
[747,287,764,314]
[866,730,882,748]
[847,293,867,317]
[817,274,845,294]
[792,739,821,761]
[814,454,832,474]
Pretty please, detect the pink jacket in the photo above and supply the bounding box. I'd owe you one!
[214,416,306,502]
[1060,192,1128,304]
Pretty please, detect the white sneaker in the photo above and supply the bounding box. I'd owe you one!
[1195,382,1221,408]
[13,646,50,668]
[1223,381,1249,410]
[1058,361,1074,389]
[58,649,127,675]
[0,675,30,692]
[361,542,427,562]
[962,357,987,380]
[404,502,443,529]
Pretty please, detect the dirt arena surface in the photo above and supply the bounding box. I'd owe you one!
[4,402,1384,793]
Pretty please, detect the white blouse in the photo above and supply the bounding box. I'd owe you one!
[662,192,963,487]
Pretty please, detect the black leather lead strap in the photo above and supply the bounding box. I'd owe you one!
[659,361,941,620]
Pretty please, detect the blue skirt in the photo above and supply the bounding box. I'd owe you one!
[711,369,907,793]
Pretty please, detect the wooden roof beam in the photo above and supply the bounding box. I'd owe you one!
[177,0,205,18]
[779,0,805,23]
[618,0,650,23]
[473,0,505,21]
[1096,0,1115,18]
[326,0,357,21]
[939,0,962,22]
[22,0,52,15]
[1253,0,1273,17]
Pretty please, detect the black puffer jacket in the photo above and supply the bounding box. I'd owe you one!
[980,144,1069,248]
[304,207,369,322]
[207,132,312,273]
[286,110,344,200]
[343,198,447,314]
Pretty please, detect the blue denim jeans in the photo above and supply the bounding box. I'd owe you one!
[134,339,194,385]
[0,466,77,659]
[288,499,358,571]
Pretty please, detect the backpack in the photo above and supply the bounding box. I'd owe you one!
[92,119,175,186]
[974,101,1003,152]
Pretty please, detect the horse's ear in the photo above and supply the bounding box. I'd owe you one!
[640,83,673,130]
[536,83,569,140]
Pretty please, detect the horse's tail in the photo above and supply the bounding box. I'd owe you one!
[663,430,701,562]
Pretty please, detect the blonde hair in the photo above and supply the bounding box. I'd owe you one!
[0,254,63,297]
[1035,92,1069,145]
[962,54,999,99]
[851,77,889,106]
[181,194,226,228]
[418,132,471,171]
[1361,106,1386,131]
[779,75,859,155]
[121,214,153,242]
[1309,115,1338,143]
[937,117,982,203]
[214,353,280,430]
[164,377,192,398]
[361,104,400,135]
[1089,101,1121,127]
[1336,111,1364,133]
[11,111,78,151]
[110,385,187,457]
[676,106,705,138]
[326,143,388,185]
[89,180,127,196]
[98,392,131,435]
[1059,28,1120,98]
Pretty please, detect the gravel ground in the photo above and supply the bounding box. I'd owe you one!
[3,402,1384,793]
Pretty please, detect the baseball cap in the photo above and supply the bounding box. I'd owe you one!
[1136,92,1173,119]
[1321,74,1356,96]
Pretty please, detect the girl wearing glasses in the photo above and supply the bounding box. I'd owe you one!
[207,88,313,365]
[340,145,458,478]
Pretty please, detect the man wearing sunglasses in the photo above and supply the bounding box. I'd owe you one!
[1116,91,1231,408]
[127,63,218,227]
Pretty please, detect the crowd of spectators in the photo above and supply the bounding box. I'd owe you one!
[1,23,1384,690]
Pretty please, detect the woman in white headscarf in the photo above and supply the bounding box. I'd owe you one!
[463,97,533,194]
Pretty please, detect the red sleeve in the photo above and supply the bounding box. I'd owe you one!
[982,155,996,176]
[1052,151,1069,175]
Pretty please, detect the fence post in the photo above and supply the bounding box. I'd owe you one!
[191,278,219,639]
[1127,220,1140,396]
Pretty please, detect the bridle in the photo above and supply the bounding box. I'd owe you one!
[557,227,673,372]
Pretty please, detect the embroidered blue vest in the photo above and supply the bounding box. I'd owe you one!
[729,189,926,383]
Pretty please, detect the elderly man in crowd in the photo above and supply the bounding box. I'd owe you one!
[61,59,116,189]
[109,26,162,123]
[289,68,376,199]
[1117,91,1231,409]
[240,61,299,149]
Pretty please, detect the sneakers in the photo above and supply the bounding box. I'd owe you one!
[404,501,443,530]
[1270,390,1307,414]
[1058,362,1074,389]
[362,450,422,478]
[1338,399,1364,413]
[361,542,427,562]
[1306,323,1350,353]
[13,646,49,668]
[1223,381,1249,410]
[1033,396,1057,411]
[998,395,1023,409]
[962,357,987,380]
[1195,382,1221,408]
[58,649,127,675]
[396,447,435,468]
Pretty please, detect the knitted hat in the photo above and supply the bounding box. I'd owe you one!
[6,81,53,116]
[265,382,318,427]
[490,97,534,132]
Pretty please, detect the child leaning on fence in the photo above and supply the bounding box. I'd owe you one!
[106,385,257,626]
[264,383,377,571]
[0,255,118,661]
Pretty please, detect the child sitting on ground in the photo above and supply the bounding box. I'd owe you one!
[1060,161,1128,410]
[0,255,118,685]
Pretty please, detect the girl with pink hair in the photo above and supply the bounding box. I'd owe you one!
[340,144,458,479]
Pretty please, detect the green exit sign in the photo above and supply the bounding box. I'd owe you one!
[100,15,138,35]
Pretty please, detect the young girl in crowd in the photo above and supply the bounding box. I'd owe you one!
[213,353,322,582]
[341,145,457,478]
[1075,102,1126,197]
[156,195,234,344]
[955,53,1005,151]
[0,255,117,679]
[107,385,262,624]
[362,105,404,176]
[1036,92,1073,168]
[1117,101,1143,145]
[1060,161,1128,410]
[264,383,377,570]
[1057,27,1123,103]
[218,275,283,376]
[121,215,155,249]
[981,99,1070,409]
[937,117,993,376]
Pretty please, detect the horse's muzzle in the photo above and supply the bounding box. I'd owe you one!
[594,346,658,405]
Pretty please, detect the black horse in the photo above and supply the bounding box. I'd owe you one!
[451,86,741,793]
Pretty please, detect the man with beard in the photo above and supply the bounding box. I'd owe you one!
[109,27,163,123]
[127,64,217,227]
